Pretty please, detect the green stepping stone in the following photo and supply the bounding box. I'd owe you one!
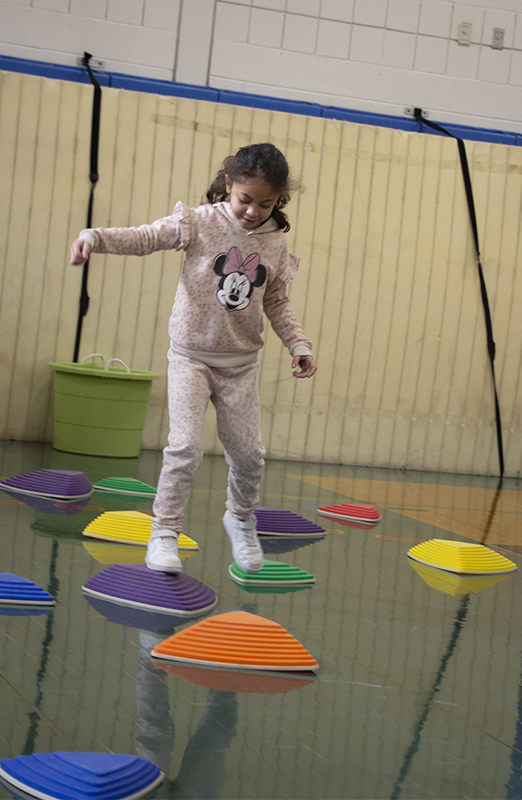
[93,477,157,497]
[228,560,315,587]
[94,491,151,506]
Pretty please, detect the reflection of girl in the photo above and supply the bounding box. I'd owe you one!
[134,630,237,799]
[71,143,316,576]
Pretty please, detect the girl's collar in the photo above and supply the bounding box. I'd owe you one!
[221,202,279,235]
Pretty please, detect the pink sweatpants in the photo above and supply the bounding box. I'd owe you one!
[151,349,265,538]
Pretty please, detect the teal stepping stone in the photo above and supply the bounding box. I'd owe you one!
[228,560,315,587]
[93,478,156,497]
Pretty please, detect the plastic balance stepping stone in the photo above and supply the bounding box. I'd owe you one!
[407,539,517,575]
[93,477,157,497]
[82,541,196,566]
[409,559,514,596]
[82,510,198,550]
[0,574,55,606]
[82,564,217,616]
[229,560,315,587]
[254,507,325,537]
[157,661,315,694]
[0,751,162,800]
[152,610,319,671]
[317,503,382,526]
[0,469,93,501]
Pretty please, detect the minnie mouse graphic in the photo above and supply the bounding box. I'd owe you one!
[213,246,267,311]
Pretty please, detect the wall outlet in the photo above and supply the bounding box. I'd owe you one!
[492,28,504,50]
[458,22,472,45]
[404,107,429,119]
[76,56,105,69]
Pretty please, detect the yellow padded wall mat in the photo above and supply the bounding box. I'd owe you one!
[1,69,522,475]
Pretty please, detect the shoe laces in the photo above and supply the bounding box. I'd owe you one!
[156,537,176,553]
[237,519,258,548]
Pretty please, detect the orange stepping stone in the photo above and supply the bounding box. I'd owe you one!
[151,610,318,672]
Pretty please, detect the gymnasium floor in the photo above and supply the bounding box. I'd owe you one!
[1,439,522,800]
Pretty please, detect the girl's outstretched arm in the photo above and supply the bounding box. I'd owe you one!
[292,354,317,378]
[70,239,91,265]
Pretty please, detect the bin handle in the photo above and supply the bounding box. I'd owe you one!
[105,358,131,374]
[81,353,105,365]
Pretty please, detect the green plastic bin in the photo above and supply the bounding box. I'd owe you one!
[49,358,161,458]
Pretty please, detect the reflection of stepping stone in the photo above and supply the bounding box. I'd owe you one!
[82,511,198,550]
[229,560,315,587]
[0,607,53,618]
[82,564,217,616]
[0,752,163,800]
[233,583,312,595]
[152,610,319,671]
[407,539,517,575]
[1,489,85,515]
[409,560,514,595]
[260,536,324,555]
[158,662,316,695]
[254,507,325,537]
[84,594,189,631]
[93,477,156,497]
[317,503,381,527]
[0,574,55,606]
[0,469,93,501]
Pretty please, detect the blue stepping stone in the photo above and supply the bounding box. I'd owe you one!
[0,574,55,606]
[0,751,162,800]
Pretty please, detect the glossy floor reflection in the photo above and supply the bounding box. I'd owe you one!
[1,440,522,799]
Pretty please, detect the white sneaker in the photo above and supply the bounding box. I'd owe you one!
[145,536,182,573]
[223,510,264,573]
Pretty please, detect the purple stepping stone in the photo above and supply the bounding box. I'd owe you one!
[0,469,93,501]
[82,564,217,616]
[254,507,325,537]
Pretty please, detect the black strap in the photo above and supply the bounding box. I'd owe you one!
[73,52,102,362]
[413,109,504,477]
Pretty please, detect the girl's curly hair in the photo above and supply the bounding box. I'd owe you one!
[206,143,296,232]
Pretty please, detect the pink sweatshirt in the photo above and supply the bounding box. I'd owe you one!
[79,201,312,367]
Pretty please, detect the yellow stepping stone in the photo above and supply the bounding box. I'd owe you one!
[82,542,196,564]
[82,511,198,550]
[407,539,516,575]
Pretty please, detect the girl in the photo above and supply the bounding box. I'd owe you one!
[70,143,317,575]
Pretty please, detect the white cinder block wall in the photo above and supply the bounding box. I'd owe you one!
[1,0,522,131]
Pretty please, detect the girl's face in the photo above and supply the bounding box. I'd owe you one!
[226,176,280,230]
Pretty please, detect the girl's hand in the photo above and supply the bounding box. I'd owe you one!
[291,354,317,378]
[70,239,91,265]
